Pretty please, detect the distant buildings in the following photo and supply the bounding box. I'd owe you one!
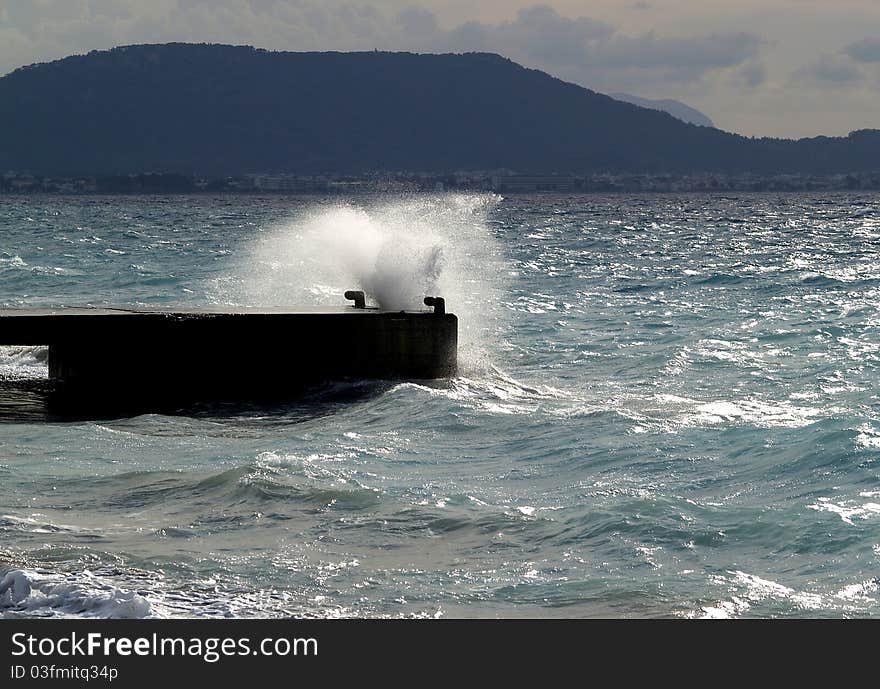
[248,174,329,192]
[2,169,880,195]
[491,175,576,192]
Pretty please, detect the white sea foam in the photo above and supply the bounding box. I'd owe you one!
[698,570,824,618]
[0,254,27,268]
[690,399,822,428]
[855,424,880,449]
[0,568,151,618]
[396,366,576,416]
[700,597,750,619]
[808,496,880,525]
[0,345,48,379]
[652,393,825,429]
[835,580,879,601]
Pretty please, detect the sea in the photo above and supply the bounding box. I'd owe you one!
[1,191,879,619]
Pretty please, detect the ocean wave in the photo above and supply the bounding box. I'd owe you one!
[0,568,151,619]
[63,463,384,515]
[4,193,880,619]
[0,514,82,534]
[691,272,746,286]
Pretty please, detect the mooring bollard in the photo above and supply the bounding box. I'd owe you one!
[424,296,445,315]
[344,290,366,308]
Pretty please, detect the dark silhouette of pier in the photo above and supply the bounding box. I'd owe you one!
[0,300,456,414]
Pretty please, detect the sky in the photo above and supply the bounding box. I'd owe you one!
[1,0,878,138]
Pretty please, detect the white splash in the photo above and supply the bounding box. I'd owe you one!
[217,193,507,374]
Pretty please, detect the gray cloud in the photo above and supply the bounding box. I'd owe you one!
[443,5,615,68]
[395,6,438,36]
[3,0,53,33]
[584,31,761,71]
[731,59,767,88]
[444,5,615,63]
[795,54,864,85]
[844,37,880,63]
[8,1,838,137]
[415,6,762,91]
[86,0,135,21]
[0,2,763,92]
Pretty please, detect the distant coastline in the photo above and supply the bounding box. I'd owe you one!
[2,170,879,194]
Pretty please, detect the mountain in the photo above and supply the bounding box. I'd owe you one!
[609,93,714,127]
[0,43,878,176]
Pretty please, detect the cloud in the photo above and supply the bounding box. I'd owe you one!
[443,5,615,67]
[0,1,765,107]
[844,38,880,63]
[395,6,438,36]
[628,2,653,10]
[0,1,401,75]
[434,6,762,90]
[795,54,864,85]
[584,31,760,71]
[2,2,763,81]
[790,37,880,92]
[731,59,767,88]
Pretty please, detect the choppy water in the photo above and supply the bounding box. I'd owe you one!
[1,192,879,619]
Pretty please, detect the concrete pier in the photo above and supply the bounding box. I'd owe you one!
[0,303,457,408]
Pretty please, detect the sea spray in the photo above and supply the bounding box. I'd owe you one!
[220,193,507,374]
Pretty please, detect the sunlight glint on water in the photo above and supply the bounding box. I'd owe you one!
[1,192,879,619]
